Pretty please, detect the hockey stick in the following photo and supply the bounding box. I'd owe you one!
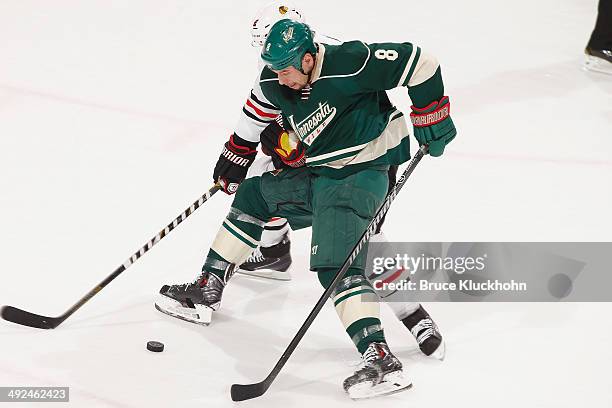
[1,183,222,329]
[231,146,428,401]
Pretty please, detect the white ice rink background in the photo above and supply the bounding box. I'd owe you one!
[0,0,611,407]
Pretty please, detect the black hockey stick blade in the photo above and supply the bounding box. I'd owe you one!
[0,184,221,330]
[1,306,62,329]
[231,380,270,402]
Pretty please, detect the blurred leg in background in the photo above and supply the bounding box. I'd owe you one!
[585,0,612,74]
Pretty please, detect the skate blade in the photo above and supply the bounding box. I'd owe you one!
[347,371,413,400]
[584,56,612,75]
[154,296,213,326]
[236,268,292,281]
[429,340,446,361]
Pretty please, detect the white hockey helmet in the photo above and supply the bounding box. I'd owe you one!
[251,2,305,47]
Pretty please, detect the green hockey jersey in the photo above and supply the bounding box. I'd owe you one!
[252,40,444,172]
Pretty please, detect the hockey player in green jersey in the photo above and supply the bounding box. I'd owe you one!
[241,2,446,360]
[157,19,456,399]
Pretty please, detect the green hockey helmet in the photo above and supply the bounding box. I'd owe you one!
[261,19,316,72]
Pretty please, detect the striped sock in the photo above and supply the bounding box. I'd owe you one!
[205,207,266,280]
[319,268,386,354]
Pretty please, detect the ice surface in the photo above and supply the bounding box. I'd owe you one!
[0,0,611,407]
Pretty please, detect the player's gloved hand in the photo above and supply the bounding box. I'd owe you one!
[213,134,258,194]
[410,96,456,157]
[260,121,306,168]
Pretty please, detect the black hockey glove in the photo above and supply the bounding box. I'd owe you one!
[260,120,306,169]
[213,134,257,194]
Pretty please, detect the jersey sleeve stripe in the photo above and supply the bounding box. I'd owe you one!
[306,142,369,164]
[397,47,417,87]
[234,79,279,143]
[408,51,440,86]
[250,91,278,110]
[402,47,422,87]
[242,107,272,124]
[246,99,279,119]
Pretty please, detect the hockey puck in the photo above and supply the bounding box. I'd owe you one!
[147,341,164,353]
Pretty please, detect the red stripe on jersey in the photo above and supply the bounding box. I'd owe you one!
[382,268,404,284]
[246,99,278,119]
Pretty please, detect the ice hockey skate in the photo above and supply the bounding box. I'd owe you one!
[343,342,412,400]
[236,233,292,281]
[402,305,446,360]
[584,48,612,75]
[155,271,227,325]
